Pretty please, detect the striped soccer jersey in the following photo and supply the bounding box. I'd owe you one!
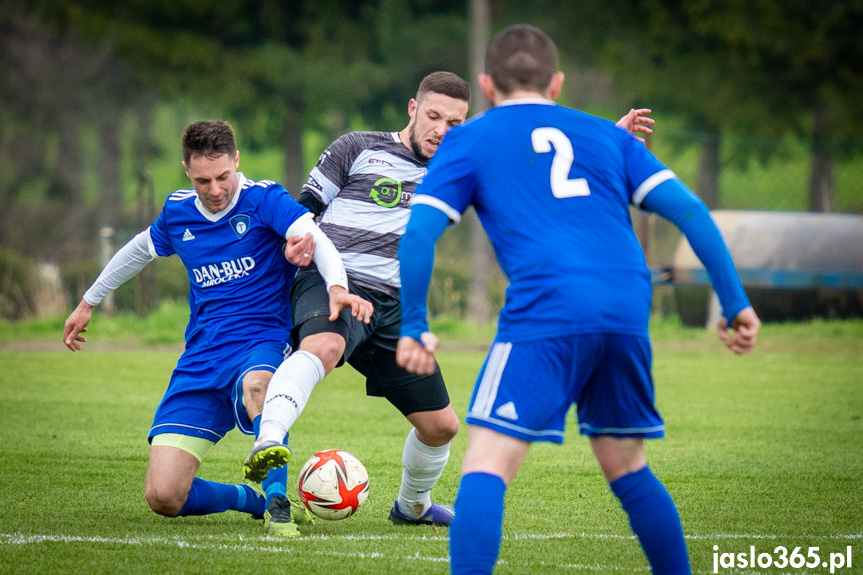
[302,131,428,298]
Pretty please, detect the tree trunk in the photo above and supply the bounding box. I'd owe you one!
[54,112,85,204]
[466,0,494,324]
[135,170,159,316]
[283,108,305,199]
[134,105,159,316]
[808,106,834,213]
[98,113,122,230]
[696,132,720,209]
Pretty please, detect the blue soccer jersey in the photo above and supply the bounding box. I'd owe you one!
[413,99,672,342]
[148,174,307,350]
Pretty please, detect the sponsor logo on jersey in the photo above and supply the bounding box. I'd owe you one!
[370,177,410,208]
[229,215,251,239]
[192,257,255,287]
[495,401,519,421]
[306,176,324,193]
[368,158,394,167]
[182,229,195,242]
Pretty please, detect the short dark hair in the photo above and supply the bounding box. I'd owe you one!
[416,71,471,105]
[485,24,558,95]
[182,120,237,164]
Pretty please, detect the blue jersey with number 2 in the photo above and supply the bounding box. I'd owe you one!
[413,99,672,342]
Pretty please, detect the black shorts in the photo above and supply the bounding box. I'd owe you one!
[290,269,450,416]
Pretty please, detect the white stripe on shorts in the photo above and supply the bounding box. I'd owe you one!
[471,342,512,418]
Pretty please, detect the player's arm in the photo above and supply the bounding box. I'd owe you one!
[286,134,358,266]
[297,191,326,218]
[284,213,373,324]
[396,204,451,375]
[63,229,157,351]
[639,179,760,354]
[295,133,358,219]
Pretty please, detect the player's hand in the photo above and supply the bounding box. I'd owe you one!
[63,300,94,351]
[716,306,761,355]
[285,233,315,266]
[616,108,655,143]
[396,333,439,375]
[327,285,374,324]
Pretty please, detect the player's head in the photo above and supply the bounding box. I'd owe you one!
[181,120,241,214]
[481,24,564,102]
[404,71,470,159]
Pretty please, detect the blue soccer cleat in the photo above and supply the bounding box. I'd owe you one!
[388,500,455,526]
[243,440,291,483]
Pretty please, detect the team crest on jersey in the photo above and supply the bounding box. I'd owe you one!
[370,177,404,208]
[229,215,251,239]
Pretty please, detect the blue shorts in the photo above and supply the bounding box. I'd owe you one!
[466,333,664,443]
[149,341,291,443]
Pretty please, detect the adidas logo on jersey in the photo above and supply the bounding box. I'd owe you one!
[495,401,518,421]
[182,229,195,242]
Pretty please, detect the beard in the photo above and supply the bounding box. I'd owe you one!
[408,124,430,160]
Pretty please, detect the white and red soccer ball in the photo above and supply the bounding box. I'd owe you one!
[297,449,370,520]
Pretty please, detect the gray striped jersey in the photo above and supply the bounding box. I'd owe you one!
[302,131,428,298]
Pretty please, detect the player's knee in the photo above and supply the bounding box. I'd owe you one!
[300,333,344,374]
[415,410,459,445]
[242,371,271,399]
[437,413,460,442]
[145,483,186,517]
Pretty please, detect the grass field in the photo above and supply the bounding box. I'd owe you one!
[0,318,861,574]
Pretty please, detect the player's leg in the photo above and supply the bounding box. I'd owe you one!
[233,353,315,536]
[145,439,264,518]
[148,363,268,521]
[249,270,351,465]
[253,332,342,448]
[591,436,690,575]
[388,404,459,524]
[450,425,530,575]
[449,337,577,574]
[242,369,295,530]
[579,334,690,575]
[352,338,457,525]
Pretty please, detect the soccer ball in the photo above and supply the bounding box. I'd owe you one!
[297,449,370,520]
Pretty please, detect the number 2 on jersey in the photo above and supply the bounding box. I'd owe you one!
[531,127,591,198]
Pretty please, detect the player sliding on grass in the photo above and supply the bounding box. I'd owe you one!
[396,25,760,574]
[63,120,371,538]
[244,72,656,527]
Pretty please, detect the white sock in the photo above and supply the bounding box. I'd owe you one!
[257,350,325,444]
[397,428,451,518]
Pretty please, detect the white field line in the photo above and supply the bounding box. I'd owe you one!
[1,532,860,574]
[3,532,860,546]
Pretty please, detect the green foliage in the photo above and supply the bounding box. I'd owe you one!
[0,322,861,573]
[58,256,189,316]
[0,246,38,320]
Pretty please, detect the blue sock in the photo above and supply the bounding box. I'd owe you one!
[610,466,691,575]
[253,415,288,507]
[262,465,288,507]
[450,472,506,575]
[179,478,265,517]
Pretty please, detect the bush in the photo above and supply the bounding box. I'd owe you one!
[0,247,38,320]
[60,256,190,314]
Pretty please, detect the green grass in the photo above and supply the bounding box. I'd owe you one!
[1,321,861,573]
